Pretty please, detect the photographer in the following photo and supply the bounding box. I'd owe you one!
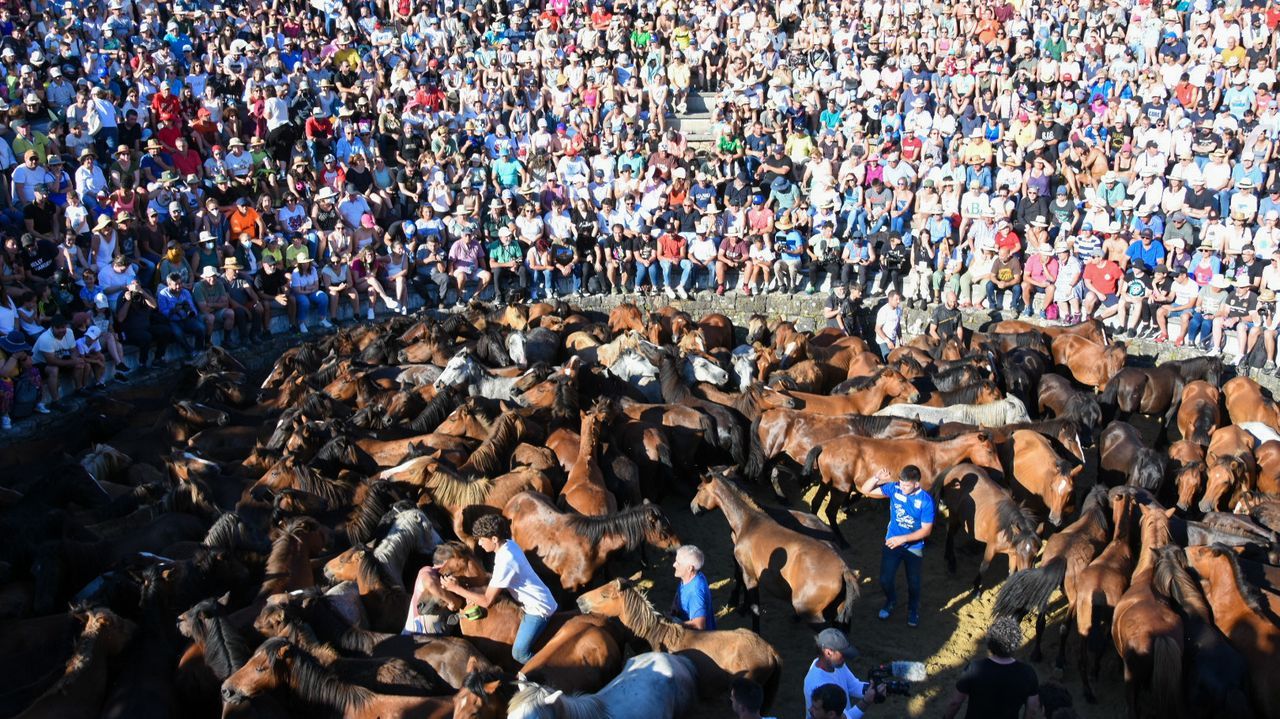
[803,629,882,719]
[943,617,1042,719]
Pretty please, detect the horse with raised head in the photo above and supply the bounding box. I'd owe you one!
[777,367,920,415]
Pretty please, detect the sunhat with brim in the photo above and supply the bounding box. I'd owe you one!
[200,265,218,279]
[93,215,113,231]
[1038,244,1054,255]
[774,219,794,230]
[295,252,314,263]
[223,258,241,269]
[0,330,30,354]
[1210,275,1231,289]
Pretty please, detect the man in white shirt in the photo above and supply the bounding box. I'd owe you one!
[803,629,882,719]
[874,290,902,358]
[437,514,557,664]
[33,315,88,409]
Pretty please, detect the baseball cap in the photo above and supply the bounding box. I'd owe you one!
[815,628,857,657]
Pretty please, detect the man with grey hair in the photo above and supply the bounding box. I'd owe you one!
[670,544,714,629]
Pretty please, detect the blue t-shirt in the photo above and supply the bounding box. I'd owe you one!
[884,482,936,553]
[674,572,715,629]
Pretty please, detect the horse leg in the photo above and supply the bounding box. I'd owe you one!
[824,489,851,548]
[769,466,787,502]
[1029,611,1046,663]
[809,483,829,515]
[971,544,995,596]
[1054,612,1071,673]
[729,559,745,613]
[1079,628,1098,703]
[747,582,762,634]
[945,520,959,575]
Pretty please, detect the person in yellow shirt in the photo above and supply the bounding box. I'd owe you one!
[10,120,50,163]
[331,33,360,70]
[963,129,993,166]
[785,127,815,165]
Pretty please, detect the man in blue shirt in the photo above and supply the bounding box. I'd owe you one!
[860,465,935,628]
[670,544,715,629]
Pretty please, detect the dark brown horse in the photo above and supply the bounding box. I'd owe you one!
[941,463,1041,595]
[502,492,680,591]
[691,470,859,632]
[1101,356,1224,426]
[1186,543,1280,719]
[13,608,136,719]
[1176,380,1221,447]
[1036,373,1103,441]
[576,578,782,706]
[1099,420,1168,492]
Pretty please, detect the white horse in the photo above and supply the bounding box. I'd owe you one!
[507,652,698,719]
[730,345,758,389]
[434,349,532,403]
[373,505,442,591]
[874,395,1030,427]
[395,364,442,387]
[607,349,663,402]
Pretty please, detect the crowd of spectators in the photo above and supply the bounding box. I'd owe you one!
[0,0,1279,430]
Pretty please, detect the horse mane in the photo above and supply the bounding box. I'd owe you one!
[266,637,374,711]
[566,504,661,551]
[1079,484,1110,526]
[81,444,129,482]
[1129,449,1167,492]
[426,469,494,507]
[203,512,268,552]
[892,354,924,376]
[407,385,462,434]
[432,541,475,566]
[462,412,524,476]
[280,588,375,654]
[46,610,111,693]
[551,373,580,424]
[1063,392,1102,428]
[438,313,471,338]
[346,480,401,546]
[616,582,682,647]
[847,414,920,437]
[1200,543,1267,614]
[375,507,435,572]
[463,668,518,699]
[843,367,892,392]
[1151,545,1213,622]
[657,353,693,402]
[945,380,999,404]
[315,435,365,473]
[288,463,352,508]
[354,546,399,590]
[995,496,1041,546]
[1169,355,1223,384]
[510,681,606,719]
[299,391,351,420]
[191,599,253,678]
[350,403,393,431]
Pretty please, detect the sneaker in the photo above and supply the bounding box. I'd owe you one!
[33,403,50,414]
[299,323,310,334]
[676,287,689,300]
[742,286,753,296]
[50,401,68,412]
[878,604,895,620]
[320,319,334,330]
[385,298,400,310]
[664,286,676,299]
[1265,361,1277,372]
[367,308,375,320]
[114,365,132,377]
[0,416,9,429]
[908,611,919,628]
[807,286,817,295]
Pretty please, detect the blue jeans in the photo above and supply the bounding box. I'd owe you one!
[168,315,206,352]
[634,261,659,290]
[512,612,550,664]
[986,281,1024,312]
[1184,311,1211,346]
[531,268,554,298]
[294,290,327,324]
[880,544,923,614]
[660,258,692,290]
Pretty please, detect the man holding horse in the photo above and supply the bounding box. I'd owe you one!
[670,544,715,629]
[439,514,557,664]
[861,466,935,628]
[803,629,882,719]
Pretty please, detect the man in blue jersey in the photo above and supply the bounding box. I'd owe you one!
[670,544,715,629]
[860,465,935,627]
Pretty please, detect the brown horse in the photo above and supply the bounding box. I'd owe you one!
[220,638,454,719]
[906,380,1004,408]
[1186,544,1280,719]
[1099,420,1168,492]
[1254,440,1280,495]
[803,432,1002,543]
[1167,440,1208,512]
[1202,425,1258,513]
[502,492,680,591]
[1112,502,1183,719]
[416,543,622,687]
[1223,376,1280,430]
[777,367,920,415]
[994,485,1111,661]
[941,463,1041,595]
[1100,356,1224,426]
[1051,335,1127,391]
[990,317,1108,345]
[576,578,783,706]
[559,398,618,516]
[14,608,136,719]
[420,465,555,544]
[1037,373,1104,438]
[1006,429,1084,527]
[690,469,859,632]
[323,546,410,633]
[1067,487,1139,702]
[1177,381,1221,447]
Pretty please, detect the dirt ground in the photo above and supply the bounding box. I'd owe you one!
[621,474,1132,719]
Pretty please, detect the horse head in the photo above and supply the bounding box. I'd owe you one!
[576,577,631,617]
[322,545,367,584]
[683,352,730,387]
[881,369,921,404]
[639,504,681,551]
[435,349,478,389]
[1201,457,1246,514]
[222,637,293,706]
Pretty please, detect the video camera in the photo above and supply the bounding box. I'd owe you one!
[867,664,913,701]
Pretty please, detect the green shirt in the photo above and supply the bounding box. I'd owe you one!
[488,240,523,264]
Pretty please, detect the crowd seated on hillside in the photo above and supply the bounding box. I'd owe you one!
[2,0,1280,431]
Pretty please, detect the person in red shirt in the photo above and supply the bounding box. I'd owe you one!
[150,83,181,123]
[993,220,1022,252]
[169,136,203,178]
[305,108,334,163]
[1082,251,1123,320]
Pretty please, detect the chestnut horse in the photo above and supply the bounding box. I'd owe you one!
[220,638,454,719]
[1223,376,1280,431]
[690,469,859,633]
[941,463,1042,596]
[1005,429,1084,528]
[1201,425,1258,514]
[1112,502,1183,719]
[559,398,618,516]
[576,578,782,706]
[1186,544,1280,719]
[1051,335,1127,391]
[776,367,920,415]
[1167,440,1208,512]
[802,432,1001,543]
[502,492,680,591]
[989,317,1108,345]
[994,485,1111,661]
[1176,381,1221,447]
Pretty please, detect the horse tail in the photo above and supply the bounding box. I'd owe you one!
[802,444,823,480]
[1191,403,1216,446]
[761,652,783,710]
[837,568,860,630]
[993,559,1066,617]
[1083,590,1112,658]
[746,417,765,481]
[1099,373,1121,409]
[1151,635,1184,719]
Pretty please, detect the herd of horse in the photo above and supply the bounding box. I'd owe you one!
[1,297,1280,718]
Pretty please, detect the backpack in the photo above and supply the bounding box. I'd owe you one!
[10,373,39,419]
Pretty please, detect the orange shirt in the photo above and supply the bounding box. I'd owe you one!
[229,207,262,240]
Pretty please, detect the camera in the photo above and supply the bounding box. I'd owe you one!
[867,664,912,701]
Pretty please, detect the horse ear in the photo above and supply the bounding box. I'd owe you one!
[465,655,480,675]
[275,642,291,658]
[217,591,232,607]
[976,431,990,441]
[1164,505,1177,518]
[543,690,564,706]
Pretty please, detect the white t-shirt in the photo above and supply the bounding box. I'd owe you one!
[489,540,557,618]
[33,327,77,361]
[875,303,901,343]
[803,659,867,719]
